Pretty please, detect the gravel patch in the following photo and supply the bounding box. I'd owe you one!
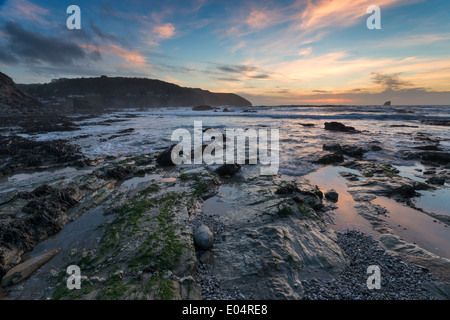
[194,262,245,300]
[302,230,437,300]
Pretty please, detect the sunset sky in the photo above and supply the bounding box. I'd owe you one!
[1,0,449,105]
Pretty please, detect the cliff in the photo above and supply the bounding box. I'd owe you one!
[19,76,252,111]
[0,71,41,114]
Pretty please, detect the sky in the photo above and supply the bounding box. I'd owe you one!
[0,0,449,105]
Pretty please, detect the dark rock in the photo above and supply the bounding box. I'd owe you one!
[20,185,55,199]
[104,165,133,180]
[0,135,85,175]
[313,187,324,199]
[316,153,344,164]
[417,152,450,165]
[370,145,382,151]
[193,105,214,111]
[325,190,339,202]
[426,176,445,185]
[341,145,365,158]
[223,108,230,112]
[0,186,79,255]
[276,183,300,195]
[384,101,391,106]
[299,123,315,127]
[414,145,442,151]
[194,225,214,251]
[339,171,360,181]
[215,163,241,177]
[390,124,419,128]
[395,109,414,114]
[393,184,417,198]
[324,122,359,133]
[156,145,176,167]
[117,128,135,134]
[403,152,420,161]
[323,143,342,153]
[421,120,450,126]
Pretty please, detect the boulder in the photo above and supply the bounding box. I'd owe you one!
[384,101,391,106]
[418,151,450,165]
[215,163,241,177]
[323,143,342,153]
[325,190,339,202]
[156,145,176,167]
[342,145,365,158]
[370,145,382,151]
[426,176,445,185]
[316,153,344,164]
[324,122,358,133]
[194,225,214,251]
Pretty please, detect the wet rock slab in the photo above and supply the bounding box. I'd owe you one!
[200,178,349,299]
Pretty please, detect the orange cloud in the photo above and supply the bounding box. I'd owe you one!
[297,0,415,32]
[79,43,146,67]
[78,43,99,52]
[246,9,272,30]
[107,44,146,67]
[153,23,176,39]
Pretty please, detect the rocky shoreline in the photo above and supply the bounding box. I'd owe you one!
[0,115,449,300]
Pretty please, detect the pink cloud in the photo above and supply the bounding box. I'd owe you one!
[3,0,50,24]
[296,0,417,32]
[245,9,273,30]
[79,43,146,67]
[153,23,176,39]
[106,44,146,67]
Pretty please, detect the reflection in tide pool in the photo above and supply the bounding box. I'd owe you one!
[305,166,375,235]
[394,163,450,216]
[394,163,426,183]
[372,197,450,259]
[306,165,450,259]
[415,188,450,216]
